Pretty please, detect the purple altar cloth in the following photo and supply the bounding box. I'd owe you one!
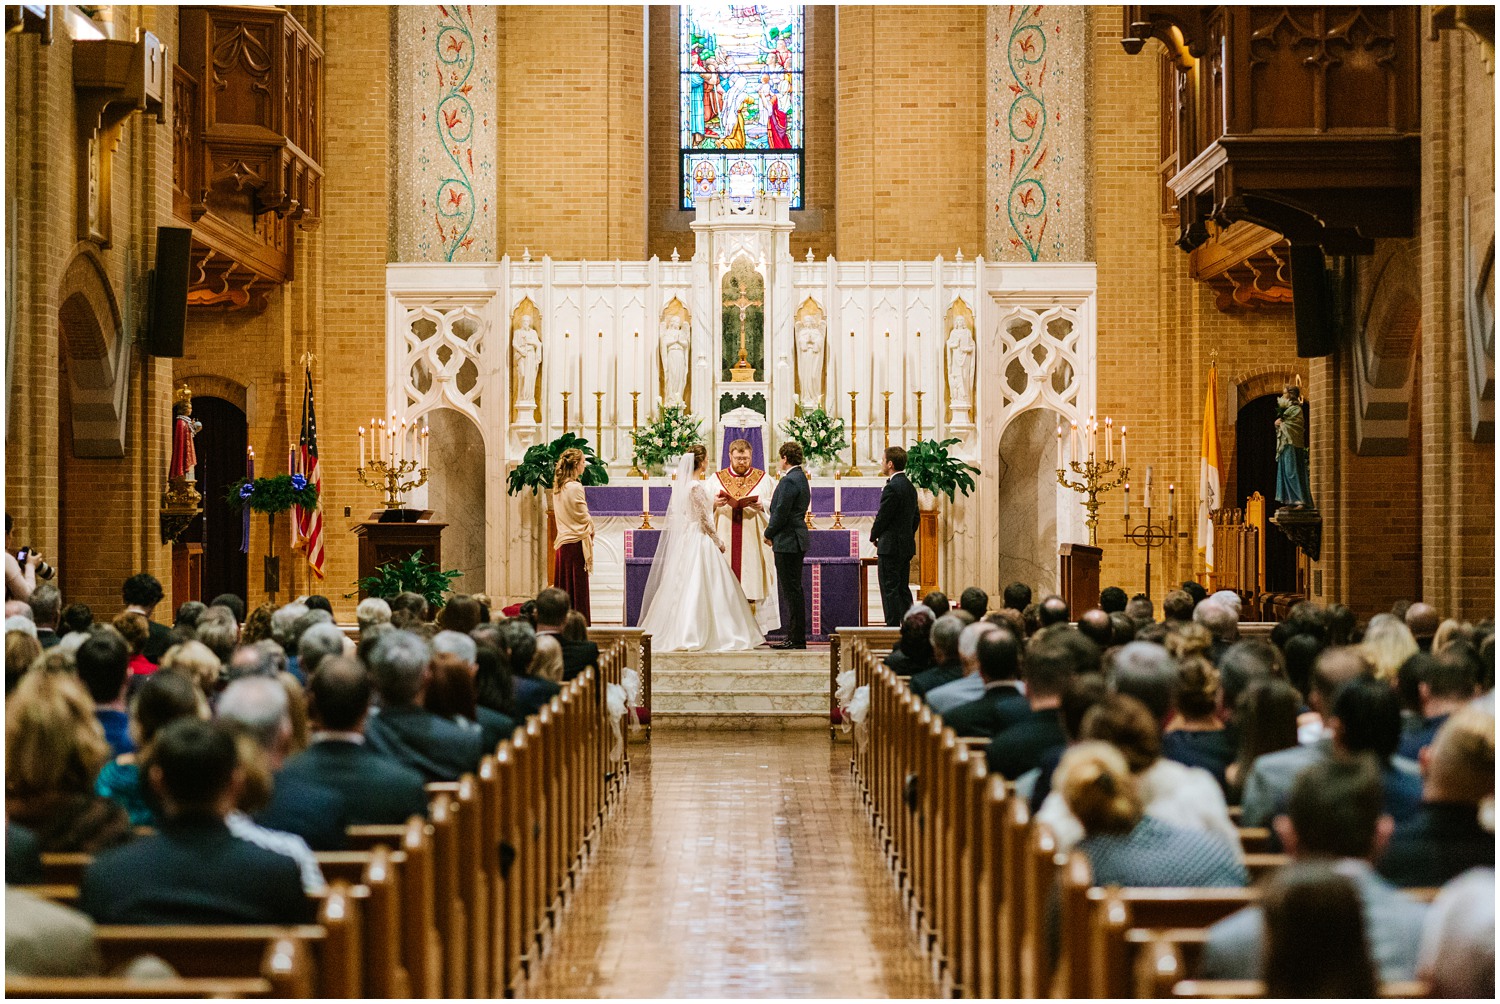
[622,528,863,641]
[585,483,885,517]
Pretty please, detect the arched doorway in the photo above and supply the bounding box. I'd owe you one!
[185,397,249,606]
[417,407,486,596]
[1235,394,1302,593]
[995,406,1069,595]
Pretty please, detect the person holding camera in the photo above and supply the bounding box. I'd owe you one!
[5,513,52,603]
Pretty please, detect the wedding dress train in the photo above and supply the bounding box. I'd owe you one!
[638,455,764,653]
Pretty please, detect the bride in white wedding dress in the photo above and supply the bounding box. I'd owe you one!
[638,446,765,652]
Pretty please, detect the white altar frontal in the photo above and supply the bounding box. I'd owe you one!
[385,196,1098,614]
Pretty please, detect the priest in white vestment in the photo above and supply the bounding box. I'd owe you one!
[713,439,781,634]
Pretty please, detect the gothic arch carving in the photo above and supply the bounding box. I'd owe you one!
[1232,366,1302,413]
[56,245,130,457]
[178,373,251,425]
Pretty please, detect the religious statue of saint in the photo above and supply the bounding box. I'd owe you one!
[512,312,542,409]
[661,315,691,407]
[169,388,203,483]
[946,315,976,415]
[712,438,780,635]
[795,314,826,408]
[1274,384,1312,511]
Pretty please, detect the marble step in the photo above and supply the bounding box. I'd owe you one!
[652,689,827,714]
[652,669,829,694]
[651,650,829,673]
[651,711,830,730]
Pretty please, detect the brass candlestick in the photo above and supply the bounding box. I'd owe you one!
[594,391,604,461]
[358,459,429,509]
[561,391,571,434]
[915,390,924,442]
[628,391,644,476]
[882,390,892,453]
[639,475,653,529]
[845,391,863,476]
[1057,451,1128,547]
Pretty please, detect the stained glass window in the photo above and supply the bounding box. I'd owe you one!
[680,4,804,210]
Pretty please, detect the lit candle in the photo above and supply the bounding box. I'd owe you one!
[246,446,254,479]
[1144,465,1153,510]
[400,417,408,462]
[1168,483,1176,519]
[1089,414,1097,459]
[835,470,843,513]
[1105,417,1113,463]
[1056,424,1063,469]
[1123,481,1130,520]
[915,331,923,388]
[1120,426,1128,470]
[642,472,650,516]
[1069,421,1078,466]
[358,426,365,468]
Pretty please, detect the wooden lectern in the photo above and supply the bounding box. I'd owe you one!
[1058,542,1102,614]
[351,514,447,598]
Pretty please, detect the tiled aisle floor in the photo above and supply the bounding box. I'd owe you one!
[521,730,941,998]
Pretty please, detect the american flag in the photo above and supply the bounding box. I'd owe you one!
[292,365,325,579]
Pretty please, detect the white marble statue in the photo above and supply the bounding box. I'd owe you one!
[512,313,542,409]
[661,315,690,407]
[795,314,826,408]
[946,315,976,418]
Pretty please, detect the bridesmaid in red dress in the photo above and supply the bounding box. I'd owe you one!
[551,448,595,624]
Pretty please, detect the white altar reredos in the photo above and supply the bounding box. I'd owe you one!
[385,196,1098,615]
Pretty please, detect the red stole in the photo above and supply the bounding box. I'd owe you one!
[714,466,765,580]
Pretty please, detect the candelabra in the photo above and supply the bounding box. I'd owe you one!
[882,390,892,453]
[1124,489,1176,599]
[845,391,863,476]
[358,458,429,510]
[914,390,924,442]
[628,391,644,476]
[1057,452,1128,547]
[561,390,571,434]
[594,391,604,461]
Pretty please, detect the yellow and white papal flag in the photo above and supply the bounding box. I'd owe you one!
[1197,361,1221,573]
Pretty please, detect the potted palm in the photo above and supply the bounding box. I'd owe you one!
[902,438,978,594]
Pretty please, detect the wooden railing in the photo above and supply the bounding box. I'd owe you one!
[847,638,1432,998]
[12,645,629,999]
[1203,493,1265,598]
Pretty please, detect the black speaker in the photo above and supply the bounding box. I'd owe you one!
[1289,243,1335,358]
[148,226,192,357]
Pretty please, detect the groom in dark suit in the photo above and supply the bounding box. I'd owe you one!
[764,441,811,649]
[870,446,920,626]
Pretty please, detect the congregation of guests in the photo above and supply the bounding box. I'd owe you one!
[5,571,602,976]
[880,579,1495,996]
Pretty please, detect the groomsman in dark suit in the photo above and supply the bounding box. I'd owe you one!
[870,446,920,626]
[764,441,811,649]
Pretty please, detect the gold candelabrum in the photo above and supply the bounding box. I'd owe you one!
[359,458,429,509]
[1057,452,1128,547]
[594,391,605,459]
[882,390,893,454]
[561,391,571,434]
[845,391,863,476]
[914,390,924,442]
[628,391,644,476]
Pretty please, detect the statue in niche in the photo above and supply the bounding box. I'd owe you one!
[795,313,826,409]
[661,314,691,407]
[946,313,976,419]
[169,386,203,484]
[512,311,543,410]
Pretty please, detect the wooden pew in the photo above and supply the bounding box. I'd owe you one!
[6,937,312,998]
[1171,977,1429,998]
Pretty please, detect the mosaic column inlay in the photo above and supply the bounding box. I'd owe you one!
[986,5,1090,263]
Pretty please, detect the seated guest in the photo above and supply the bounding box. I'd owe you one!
[58,603,94,638]
[987,633,1071,779]
[1098,586,1129,615]
[389,591,429,623]
[925,621,997,714]
[173,600,207,640]
[436,594,484,635]
[923,590,952,618]
[158,640,224,704]
[1108,612,1138,645]
[1199,755,1427,983]
[1036,693,1239,856]
[1218,639,1284,722]
[1397,649,1478,761]
[1225,678,1300,804]
[1038,595,1070,628]
[531,635,565,684]
[355,596,392,638]
[281,656,428,826]
[883,604,935,677]
[1076,609,1113,650]
[112,611,155,678]
[1125,593,1155,627]
[1325,603,1357,647]
[121,572,174,663]
[957,586,988,621]
[1028,673,1108,813]
[1108,640,1180,727]
[561,610,588,642]
[1361,612,1419,683]
[79,718,314,925]
[297,621,346,679]
[497,618,560,719]
[6,885,103,977]
[473,639,514,720]
[1162,654,1235,787]
[193,606,239,666]
[1405,602,1440,652]
[241,602,275,645]
[1161,588,1194,627]
[96,670,206,826]
[365,631,484,782]
[1330,677,1423,824]
[5,670,131,852]
[1060,741,1246,887]
[534,587,599,682]
[1192,599,1238,664]
[1378,707,1495,888]
[1180,580,1207,607]
[1415,866,1495,998]
[76,627,134,756]
[908,613,969,697]
[6,629,40,695]
[1240,646,1370,827]
[269,602,310,677]
[426,649,511,749]
[216,676,347,851]
[1261,863,1379,999]
[1001,581,1030,613]
[209,593,246,626]
[29,584,62,650]
[303,595,333,616]
[942,628,1028,738]
[434,629,517,746]
[7,820,44,884]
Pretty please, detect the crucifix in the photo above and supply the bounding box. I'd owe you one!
[728,279,761,383]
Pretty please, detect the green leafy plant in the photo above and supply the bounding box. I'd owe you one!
[779,406,848,466]
[225,474,319,514]
[506,433,609,496]
[357,549,462,610]
[630,405,704,472]
[904,438,979,502]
